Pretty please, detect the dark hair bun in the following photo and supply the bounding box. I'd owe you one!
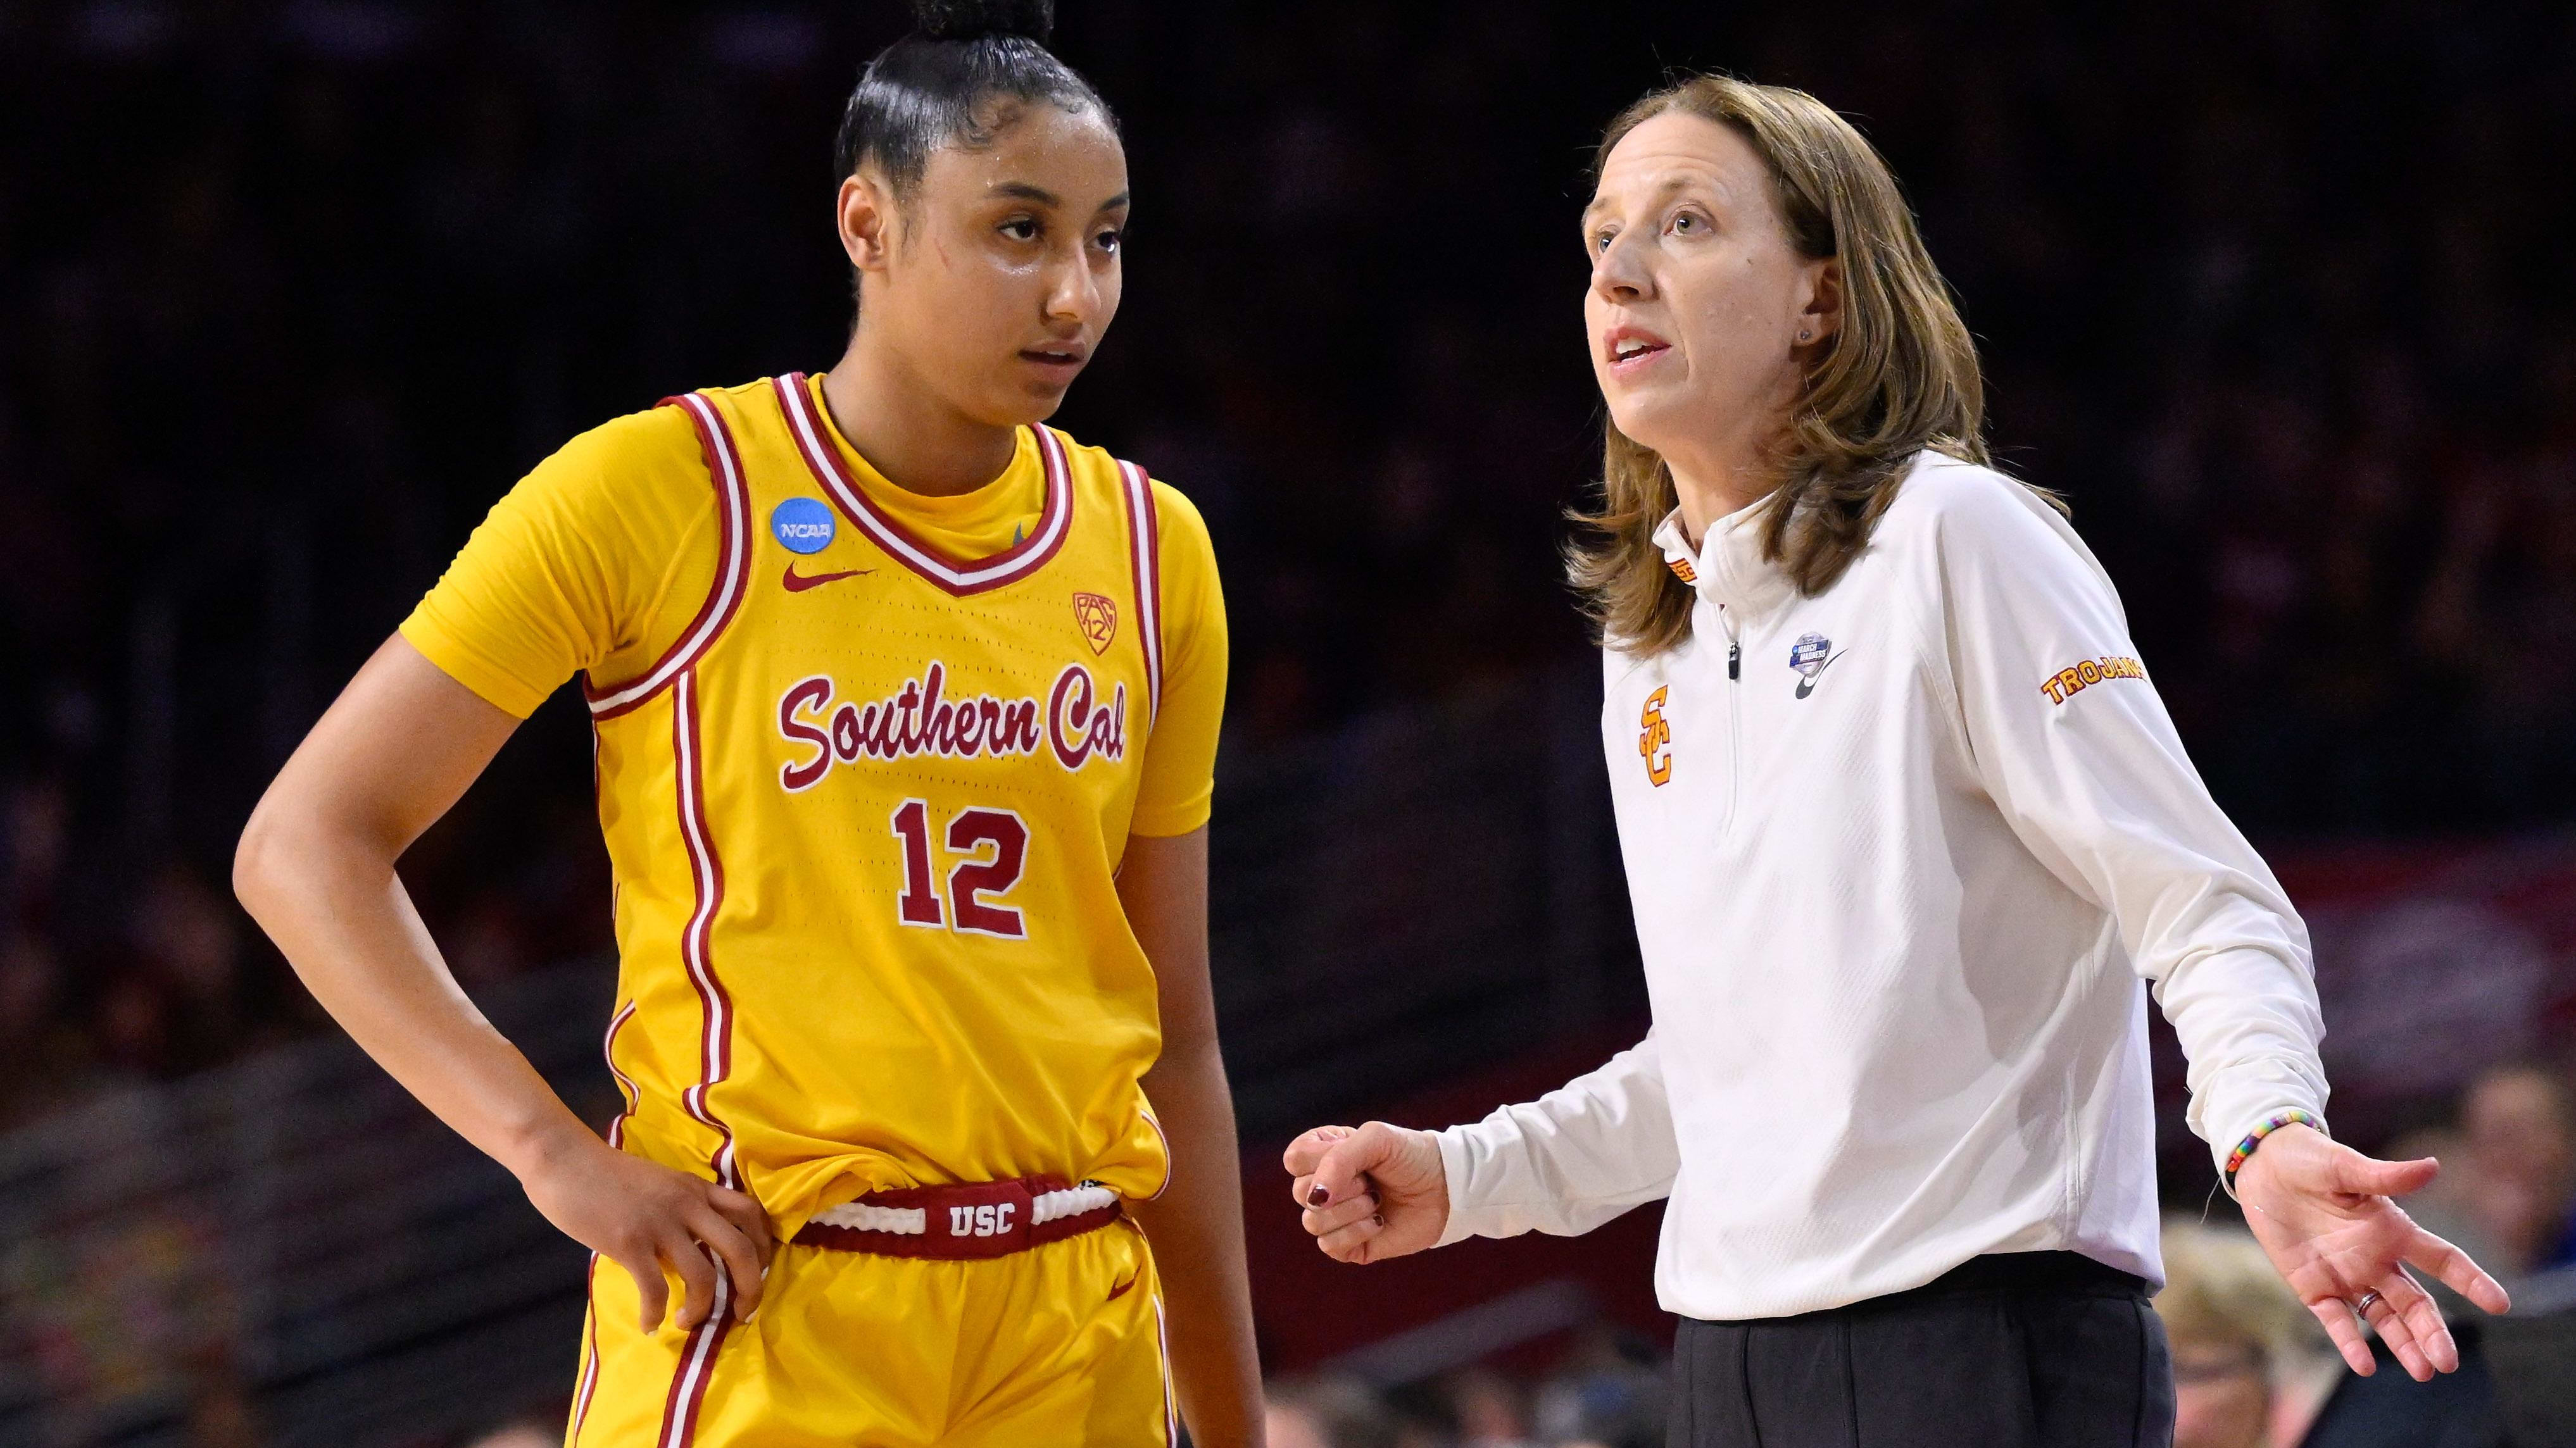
[910,0,1053,43]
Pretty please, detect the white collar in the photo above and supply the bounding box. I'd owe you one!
[1653,494,1799,616]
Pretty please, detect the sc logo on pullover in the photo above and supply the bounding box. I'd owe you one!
[1638,687,1673,787]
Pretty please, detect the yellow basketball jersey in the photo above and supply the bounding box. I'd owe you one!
[586,373,1182,1233]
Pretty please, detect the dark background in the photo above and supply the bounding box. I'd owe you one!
[3,3,2575,1444]
[7,2,2576,1090]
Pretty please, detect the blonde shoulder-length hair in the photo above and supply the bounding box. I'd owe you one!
[1568,74,2018,656]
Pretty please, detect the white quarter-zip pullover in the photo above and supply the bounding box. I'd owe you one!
[1431,452,2328,1321]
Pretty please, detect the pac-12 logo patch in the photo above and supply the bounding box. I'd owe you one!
[772,497,836,555]
[1072,592,1119,655]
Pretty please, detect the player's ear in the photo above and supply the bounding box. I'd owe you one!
[838,171,896,277]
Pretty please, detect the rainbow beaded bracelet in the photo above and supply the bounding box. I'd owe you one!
[2223,1109,2325,1189]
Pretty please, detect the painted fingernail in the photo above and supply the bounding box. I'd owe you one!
[1307,1185,1329,1207]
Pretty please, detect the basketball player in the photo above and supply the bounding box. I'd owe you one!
[233,4,1263,1444]
[1285,75,2510,1447]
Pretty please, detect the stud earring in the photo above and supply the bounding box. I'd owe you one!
[1798,330,1813,342]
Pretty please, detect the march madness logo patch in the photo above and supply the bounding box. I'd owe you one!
[1073,592,1119,655]
[1788,633,1845,699]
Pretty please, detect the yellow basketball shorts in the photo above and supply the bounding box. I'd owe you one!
[564,1217,1172,1447]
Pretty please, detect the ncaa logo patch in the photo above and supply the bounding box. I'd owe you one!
[1072,592,1119,655]
[772,497,836,555]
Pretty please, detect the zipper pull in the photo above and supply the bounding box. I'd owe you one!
[1727,641,1740,680]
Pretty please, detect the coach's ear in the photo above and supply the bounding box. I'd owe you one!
[838,170,896,277]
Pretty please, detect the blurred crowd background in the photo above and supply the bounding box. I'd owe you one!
[4,0,2576,1445]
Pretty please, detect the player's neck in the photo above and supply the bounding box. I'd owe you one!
[817,342,1022,499]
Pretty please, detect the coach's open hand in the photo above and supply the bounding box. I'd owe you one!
[520,1125,774,1333]
[1283,1122,1449,1263]
[2232,1121,2511,1382]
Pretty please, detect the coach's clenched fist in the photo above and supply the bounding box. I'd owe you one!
[1282,1121,1450,1263]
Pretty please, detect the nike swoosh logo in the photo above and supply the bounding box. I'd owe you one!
[1794,649,1847,699]
[782,564,872,592]
[1106,1275,1138,1302]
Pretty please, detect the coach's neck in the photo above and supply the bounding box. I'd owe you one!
[1652,384,1799,552]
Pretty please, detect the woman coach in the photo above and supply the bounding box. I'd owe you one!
[1283,75,2511,1445]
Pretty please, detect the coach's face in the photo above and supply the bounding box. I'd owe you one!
[1583,111,1837,481]
[845,102,1129,427]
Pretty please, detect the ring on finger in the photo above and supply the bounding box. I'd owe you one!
[2353,1290,2383,1316]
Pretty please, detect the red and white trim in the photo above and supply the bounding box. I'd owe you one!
[1153,1293,1178,1447]
[773,372,1072,596]
[672,670,741,1190]
[601,1000,640,1149]
[575,1002,644,1445]
[1141,1109,1172,1202]
[644,672,745,1446]
[1115,460,1165,725]
[654,1260,736,1448]
[587,392,755,720]
[569,1256,605,1444]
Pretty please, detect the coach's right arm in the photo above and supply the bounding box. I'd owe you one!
[1283,1032,1680,1262]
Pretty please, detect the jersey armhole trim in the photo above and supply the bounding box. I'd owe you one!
[1141,1108,1173,1201]
[584,392,754,720]
[1117,461,1165,725]
[601,999,641,1149]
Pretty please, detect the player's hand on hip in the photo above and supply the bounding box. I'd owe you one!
[518,1128,774,1332]
[1283,1121,1447,1264]
[2234,1122,2511,1382]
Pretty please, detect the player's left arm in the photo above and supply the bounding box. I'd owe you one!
[1123,827,1264,1448]
[1117,481,1261,1445]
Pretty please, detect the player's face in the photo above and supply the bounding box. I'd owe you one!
[872,104,1129,427]
[1581,112,1837,466]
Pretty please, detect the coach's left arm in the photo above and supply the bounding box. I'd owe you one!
[1933,476,2512,1380]
[1121,825,1266,1448]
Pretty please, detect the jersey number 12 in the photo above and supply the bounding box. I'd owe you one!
[891,799,1028,939]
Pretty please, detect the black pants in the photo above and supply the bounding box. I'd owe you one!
[1670,1252,2176,1448]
